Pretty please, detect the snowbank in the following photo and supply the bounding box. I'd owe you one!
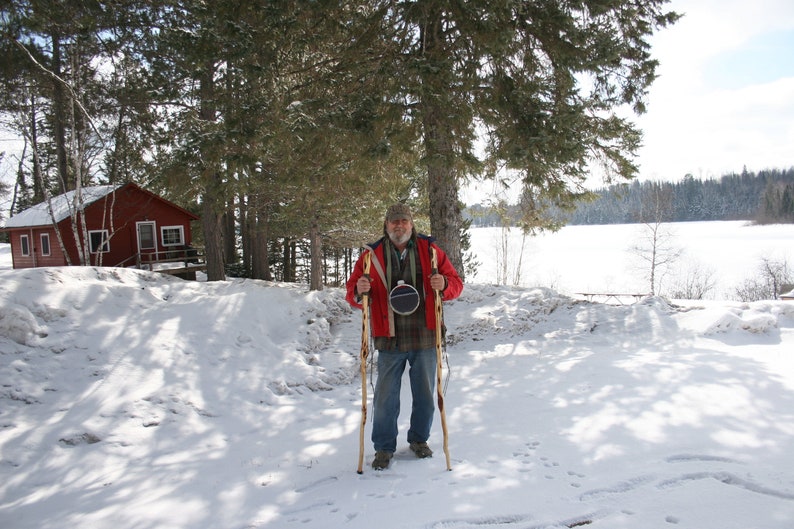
[2,266,794,529]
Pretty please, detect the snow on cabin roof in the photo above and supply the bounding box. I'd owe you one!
[1,185,121,229]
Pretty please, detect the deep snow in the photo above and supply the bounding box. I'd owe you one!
[1,223,794,529]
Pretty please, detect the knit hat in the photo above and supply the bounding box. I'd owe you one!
[385,203,413,222]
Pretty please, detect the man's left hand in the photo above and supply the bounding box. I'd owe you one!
[430,273,446,291]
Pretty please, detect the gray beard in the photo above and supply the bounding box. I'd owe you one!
[388,230,411,247]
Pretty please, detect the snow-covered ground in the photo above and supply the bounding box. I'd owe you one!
[1,222,794,529]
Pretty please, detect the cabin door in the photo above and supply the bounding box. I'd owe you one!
[136,221,157,256]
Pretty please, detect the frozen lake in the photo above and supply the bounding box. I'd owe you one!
[469,220,794,300]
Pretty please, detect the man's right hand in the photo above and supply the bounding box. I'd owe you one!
[357,276,371,295]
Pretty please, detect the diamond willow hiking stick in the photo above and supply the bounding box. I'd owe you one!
[356,251,372,474]
[431,247,452,471]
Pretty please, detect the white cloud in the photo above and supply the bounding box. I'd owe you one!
[635,0,794,180]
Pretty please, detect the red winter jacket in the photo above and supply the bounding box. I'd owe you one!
[345,234,463,338]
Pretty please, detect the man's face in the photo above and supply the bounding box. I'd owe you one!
[386,218,413,246]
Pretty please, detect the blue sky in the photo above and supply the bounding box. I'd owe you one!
[634,0,794,182]
[703,29,794,90]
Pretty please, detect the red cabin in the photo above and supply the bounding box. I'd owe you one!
[1,182,199,273]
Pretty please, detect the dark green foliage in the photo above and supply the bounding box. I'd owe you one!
[1,1,681,286]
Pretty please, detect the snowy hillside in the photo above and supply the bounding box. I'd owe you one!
[2,260,794,529]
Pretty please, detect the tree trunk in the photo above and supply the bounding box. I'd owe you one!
[309,216,323,291]
[202,189,226,280]
[418,8,464,278]
[251,215,270,280]
[282,239,293,282]
[223,196,236,265]
[239,192,250,276]
[246,192,271,280]
[29,96,44,204]
[198,65,226,281]
[422,105,464,278]
[50,32,71,191]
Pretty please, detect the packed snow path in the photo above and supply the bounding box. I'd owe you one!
[1,267,794,529]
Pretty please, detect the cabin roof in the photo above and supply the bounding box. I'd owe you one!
[2,185,120,229]
[2,183,198,230]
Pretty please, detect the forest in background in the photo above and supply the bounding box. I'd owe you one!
[468,167,794,227]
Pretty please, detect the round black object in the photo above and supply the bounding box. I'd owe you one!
[389,281,420,315]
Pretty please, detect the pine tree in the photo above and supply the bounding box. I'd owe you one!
[364,1,680,275]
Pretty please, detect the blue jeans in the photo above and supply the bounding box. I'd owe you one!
[372,348,437,453]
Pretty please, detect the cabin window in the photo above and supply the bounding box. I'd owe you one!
[40,233,51,256]
[89,230,110,253]
[161,226,185,247]
[20,234,30,256]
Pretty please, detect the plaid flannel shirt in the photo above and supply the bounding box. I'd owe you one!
[373,241,435,352]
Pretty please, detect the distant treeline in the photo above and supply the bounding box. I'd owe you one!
[468,168,794,227]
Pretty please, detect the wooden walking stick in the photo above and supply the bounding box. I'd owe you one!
[356,251,372,474]
[431,247,452,471]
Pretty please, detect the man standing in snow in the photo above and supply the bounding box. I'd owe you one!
[346,204,463,470]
